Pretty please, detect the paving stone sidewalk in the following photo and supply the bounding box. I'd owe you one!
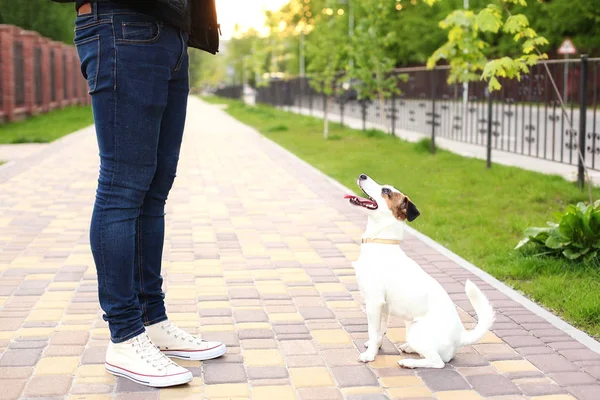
[1,96,599,400]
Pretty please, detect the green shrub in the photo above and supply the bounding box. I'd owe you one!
[266,124,289,132]
[516,200,600,261]
[362,129,386,139]
[415,138,433,153]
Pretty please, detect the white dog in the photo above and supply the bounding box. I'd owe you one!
[346,174,495,369]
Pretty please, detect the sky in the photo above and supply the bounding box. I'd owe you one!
[216,0,290,40]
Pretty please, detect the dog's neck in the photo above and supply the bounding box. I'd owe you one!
[362,217,404,242]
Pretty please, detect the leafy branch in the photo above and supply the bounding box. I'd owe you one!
[427,0,548,91]
[426,0,594,202]
[349,0,404,133]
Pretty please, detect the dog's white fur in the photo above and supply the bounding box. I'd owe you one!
[350,175,495,369]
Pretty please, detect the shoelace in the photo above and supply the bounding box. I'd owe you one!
[161,321,206,346]
[132,333,177,371]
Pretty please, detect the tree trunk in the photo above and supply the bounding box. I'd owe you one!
[378,90,388,134]
[375,68,389,134]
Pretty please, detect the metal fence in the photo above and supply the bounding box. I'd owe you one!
[219,56,600,185]
[215,85,244,99]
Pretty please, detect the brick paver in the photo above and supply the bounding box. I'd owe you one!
[0,97,599,399]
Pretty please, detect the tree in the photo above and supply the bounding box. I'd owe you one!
[426,0,548,91]
[0,0,75,43]
[390,0,458,66]
[225,28,262,86]
[426,0,594,198]
[349,0,403,133]
[188,48,227,90]
[306,6,347,139]
[542,0,600,55]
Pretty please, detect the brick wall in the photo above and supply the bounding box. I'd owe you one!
[0,25,90,123]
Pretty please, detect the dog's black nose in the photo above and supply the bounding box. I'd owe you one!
[359,174,368,181]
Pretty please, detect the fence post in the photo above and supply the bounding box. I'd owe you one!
[309,83,313,115]
[578,54,588,189]
[430,69,437,154]
[486,87,493,169]
[287,81,292,112]
[299,78,303,111]
[40,37,51,112]
[322,88,326,118]
[361,100,367,131]
[391,93,396,137]
[56,44,65,106]
[49,41,60,109]
[65,45,74,105]
[0,25,16,122]
[21,30,35,116]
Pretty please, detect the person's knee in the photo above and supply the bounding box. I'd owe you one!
[97,160,158,209]
[142,155,179,212]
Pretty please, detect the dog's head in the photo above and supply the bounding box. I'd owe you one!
[345,174,420,222]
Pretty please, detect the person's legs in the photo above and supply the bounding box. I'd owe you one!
[80,7,171,343]
[75,2,194,386]
[134,31,189,326]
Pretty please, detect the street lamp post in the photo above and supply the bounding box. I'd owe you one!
[463,0,469,113]
[349,0,354,68]
[462,0,469,138]
[334,0,354,69]
[300,30,305,77]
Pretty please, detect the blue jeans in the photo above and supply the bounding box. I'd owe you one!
[74,2,189,343]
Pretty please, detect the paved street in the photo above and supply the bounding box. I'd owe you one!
[0,97,599,399]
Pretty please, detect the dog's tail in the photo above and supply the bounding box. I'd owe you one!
[460,280,495,346]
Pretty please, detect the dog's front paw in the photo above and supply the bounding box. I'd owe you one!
[398,359,417,369]
[358,352,376,363]
[399,343,417,354]
[364,339,382,349]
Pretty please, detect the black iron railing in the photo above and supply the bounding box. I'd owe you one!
[214,85,243,100]
[217,56,600,182]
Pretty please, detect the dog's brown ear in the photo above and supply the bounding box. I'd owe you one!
[386,193,420,222]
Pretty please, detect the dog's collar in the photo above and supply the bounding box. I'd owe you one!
[361,238,402,245]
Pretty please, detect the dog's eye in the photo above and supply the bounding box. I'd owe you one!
[382,188,391,195]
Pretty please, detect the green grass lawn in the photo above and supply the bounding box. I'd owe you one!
[0,105,93,144]
[205,96,600,339]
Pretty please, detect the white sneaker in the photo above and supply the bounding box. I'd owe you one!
[105,332,193,387]
[146,320,227,361]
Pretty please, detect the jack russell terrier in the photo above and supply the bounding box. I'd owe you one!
[345,174,495,369]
